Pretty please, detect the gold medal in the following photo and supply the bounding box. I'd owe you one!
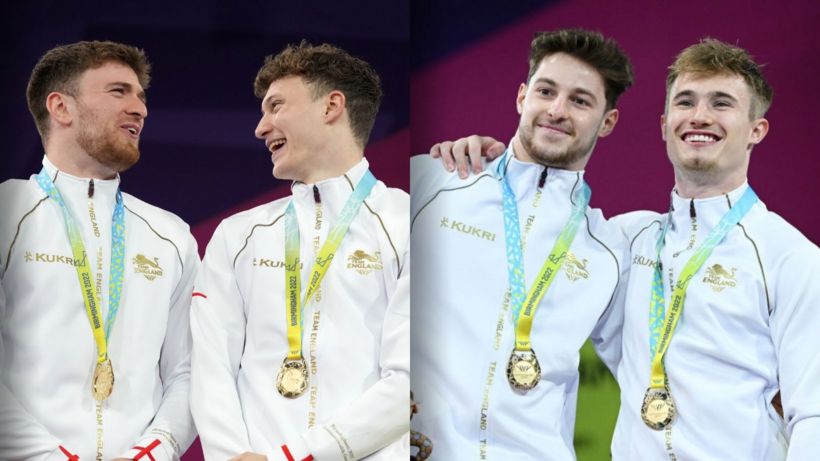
[92,358,114,401]
[641,386,676,430]
[506,349,541,391]
[276,356,308,398]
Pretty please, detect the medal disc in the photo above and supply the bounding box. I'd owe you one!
[276,356,309,398]
[92,359,115,401]
[641,386,676,430]
[506,349,541,391]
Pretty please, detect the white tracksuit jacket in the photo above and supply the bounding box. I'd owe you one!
[612,183,820,461]
[0,156,198,461]
[190,158,409,461]
[410,151,628,460]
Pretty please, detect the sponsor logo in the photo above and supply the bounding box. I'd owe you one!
[702,264,737,292]
[563,251,590,281]
[132,254,163,281]
[23,250,86,267]
[252,258,306,269]
[347,249,383,275]
[440,216,496,242]
[632,254,659,269]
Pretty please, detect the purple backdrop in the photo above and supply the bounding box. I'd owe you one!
[411,0,820,244]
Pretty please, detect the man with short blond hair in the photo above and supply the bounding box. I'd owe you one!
[611,38,820,460]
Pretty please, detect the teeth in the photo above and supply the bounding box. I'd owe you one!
[269,139,286,151]
[127,127,137,135]
[685,133,716,143]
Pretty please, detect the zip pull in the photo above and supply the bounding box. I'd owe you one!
[537,168,548,189]
[313,185,321,203]
[689,199,696,218]
[88,179,95,198]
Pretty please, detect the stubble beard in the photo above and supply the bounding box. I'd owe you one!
[517,120,595,169]
[76,104,140,173]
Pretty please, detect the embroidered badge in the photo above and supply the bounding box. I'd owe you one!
[346,249,383,275]
[132,254,163,281]
[563,251,590,281]
[702,264,737,292]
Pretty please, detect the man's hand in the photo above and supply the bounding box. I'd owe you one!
[430,135,506,178]
[228,452,267,461]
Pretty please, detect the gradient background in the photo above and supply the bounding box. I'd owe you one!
[0,1,410,253]
[412,0,820,238]
[1,2,407,460]
[2,0,818,459]
[411,0,819,458]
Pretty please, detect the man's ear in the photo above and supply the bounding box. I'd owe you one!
[597,108,619,138]
[516,83,527,115]
[46,92,74,127]
[324,90,346,123]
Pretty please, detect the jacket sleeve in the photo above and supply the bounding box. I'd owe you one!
[118,232,199,461]
[771,244,820,460]
[0,277,73,461]
[589,252,628,378]
[272,249,410,461]
[190,222,253,460]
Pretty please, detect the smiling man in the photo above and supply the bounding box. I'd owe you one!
[410,29,633,459]
[0,41,198,461]
[610,38,820,460]
[434,37,820,460]
[190,42,409,461]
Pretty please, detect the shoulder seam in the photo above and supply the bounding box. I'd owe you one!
[737,222,772,314]
[410,174,495,231]
[629,220,663,252]
[4,197,48,273]
[233,213,286,268]
[583,214,621,316]
[125,205,184,269]
[342,174,403,274]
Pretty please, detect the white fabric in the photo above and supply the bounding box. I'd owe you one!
[190,158,410,461]
[0,156,198,461]
[410,150,628,460]
[612,182,820,461]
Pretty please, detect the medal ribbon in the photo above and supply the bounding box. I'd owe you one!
[648,187,758,388]
[283,170,377,360]
[36,168,125,364]
[497,152,591,351]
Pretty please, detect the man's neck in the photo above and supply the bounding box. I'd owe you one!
[46,147,117,180]
[673,169,746,199]
[297,151,363,185]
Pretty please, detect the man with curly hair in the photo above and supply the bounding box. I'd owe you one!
[190,42,409,461]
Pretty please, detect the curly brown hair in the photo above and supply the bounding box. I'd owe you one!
[26,40,151,141]
[528,29,634,110]
[254,41,382,147]
[666,38,772,119]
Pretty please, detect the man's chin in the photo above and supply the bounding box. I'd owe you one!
[91,148,140,174]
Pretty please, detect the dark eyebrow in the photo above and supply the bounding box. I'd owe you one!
[532,77,599,103]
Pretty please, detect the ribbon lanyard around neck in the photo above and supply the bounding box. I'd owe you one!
[497,151,591,351]
[647,187,758,388]
[36,168,125,363]
[283,170,377,360]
